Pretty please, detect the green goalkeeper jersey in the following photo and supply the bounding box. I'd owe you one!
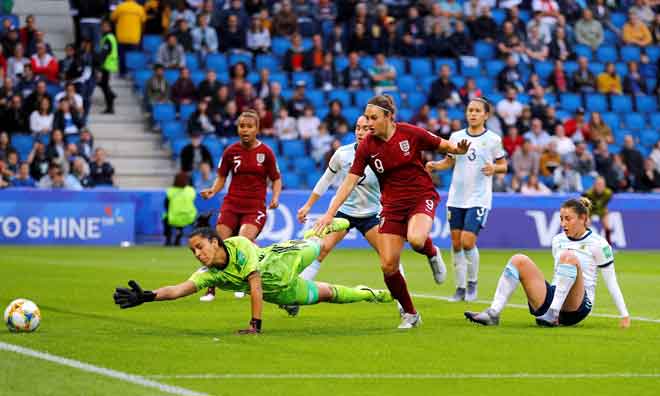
[188,237,319,295]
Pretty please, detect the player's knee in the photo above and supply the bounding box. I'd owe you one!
[407,234,425,250]
[461,238,475,251]
[510,254,531,269]
[380,258,399,275]
[558,251,579,265]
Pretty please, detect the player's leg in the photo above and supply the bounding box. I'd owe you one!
[408,212,447,284]
[462,207,489,301]
[601,213,612,244]
[535,251,585,327]
[299,230,348,280]
[447,207,467,300]
[465,254,548,326]
[201,213,237,302]
[316,282,393,304]
[364,224,406,316]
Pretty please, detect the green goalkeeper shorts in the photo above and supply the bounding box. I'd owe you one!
[264,278,320,306]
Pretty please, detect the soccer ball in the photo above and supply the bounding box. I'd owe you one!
[4,299,41,332]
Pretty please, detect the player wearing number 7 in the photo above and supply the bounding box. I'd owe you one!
[426,98,508,302]
[313,94,470,329]
[199,110,282,302]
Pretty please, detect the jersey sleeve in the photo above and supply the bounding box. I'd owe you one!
[492,135,507,160]
[551,235,561,266]
[410,123,443,151]
[313,151,340,195]
[188,267,216,291]
[592,238,615,268]
[265,147,281,181]
[217,148,232,177]
[349,141,368,177]
[231,236,260,279]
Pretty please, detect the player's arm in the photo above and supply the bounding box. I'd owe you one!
[482,157,508,176]
[426,156,455,172]
[599,262,631,328]
[201,174,226,199]
[113,280,197,309]
[269,177,282,209]
[313,173,360,234]
[298,160,339,223]
[238,271,264,334]
[437,138,470,155]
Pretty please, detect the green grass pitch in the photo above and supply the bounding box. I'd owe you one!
[1,246,660,396]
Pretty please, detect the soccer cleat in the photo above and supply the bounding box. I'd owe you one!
[398,312,422,329]
[199,293,215,302]
[466,281,478,302]
[357,285,394,303]
[427,246,447,284]
[464,308,500,326]
[279,304,300,317]
[303,218,350,239]
[234,292,245,299]
[535,309,560,327]
[449,287,466,302]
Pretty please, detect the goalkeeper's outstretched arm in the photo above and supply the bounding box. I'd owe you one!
[154,281,198,300]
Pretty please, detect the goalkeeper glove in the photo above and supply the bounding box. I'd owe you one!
[237,318,262,335]
[113,280,156,309]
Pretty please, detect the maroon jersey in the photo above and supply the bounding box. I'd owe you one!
[350,122,442,209]
[218,142,280,212]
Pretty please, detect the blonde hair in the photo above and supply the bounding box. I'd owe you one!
[562,197,592,227]
[238,109,260,129]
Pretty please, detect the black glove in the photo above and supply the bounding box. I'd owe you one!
[113,280,156,309]
[238,318,262,335]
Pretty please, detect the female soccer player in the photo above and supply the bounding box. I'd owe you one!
[199,109,282,301]
[294,115,405,317]
[113,214,392,334]
[465,197,630,328]
[313,95,470,329]
[426,98,508,302]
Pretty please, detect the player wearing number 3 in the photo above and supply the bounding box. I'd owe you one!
[199,110,282,302]
[427,98,508,302]
[313,95,470,329]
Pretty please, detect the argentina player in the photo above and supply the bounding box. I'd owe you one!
[427,98,508,302]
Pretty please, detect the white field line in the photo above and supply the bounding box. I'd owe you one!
[412,293,660,324]
[147,373,660,380]
[0,341,208,396]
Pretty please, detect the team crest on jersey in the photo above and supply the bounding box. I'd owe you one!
[399,140,410,155]
[256,153,265,164]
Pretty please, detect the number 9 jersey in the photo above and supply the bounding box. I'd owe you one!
[446,129,506,210]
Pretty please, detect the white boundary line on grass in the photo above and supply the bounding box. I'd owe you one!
[147,373,660,380]
[411,293,660,324]
[0,341,208,396]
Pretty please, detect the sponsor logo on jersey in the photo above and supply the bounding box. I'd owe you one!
[256,153,265,164]
[399,140,410,154]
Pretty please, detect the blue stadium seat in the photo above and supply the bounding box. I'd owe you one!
[649,112,660,127]
[407,92,426,111]
[447,107,463,120]
[0,15,19,32]
[615,62,628,77]
[328,90,351,108]
[340,133,355,145]
[435,58,457,75]
[217,71,230,84]
[202,137,223,160]
[142,35,163,54]
[588,62,604,75]
[246,71,260,85]
[255,54,278,72]
[343,107,361,123]
[610,95,633,113]
[635,95,657,113]
[228,52,252,68]
[317,107,328,120]
[397,75,417,94]
[133,69,153,91]
[153,103,177,123]
[563,61,578,76]
[281,89,293,101]
[647,46,660,63]
[334,56,348,72]
[585,93,607,113]
[282,173,302,189]
[171,138,189,159]
[544,93,557,106]
[647,78,657,94]
[358,56,374,70]
[620,46,641,63]
[296,157,317,172]
[190,71,205,86]
[260,137,279,154]
[461,63,480,78]
[306,89,325,110]
[518,10,531,23]
[474,41,496,60]
[409,58,432,79]
[574,44,592,61]
[601,112,620,129]
[302,38,313,51]
[640,130,658,147]
[613,129,629,145]
[534,61,554,81]
[11,134,33,160]
[291,71,314,88]
[354,90,373,107]
[185,53,200,71]
[125,51,147,71]
[623,113,646,130]
[475,76,494,94]
[164,69,180,85]
[281,140,306,157]
[596,46,618,63]
[517,93,530,105]
[271,37,290,57]
[610,13,627,29]
[298,18,317,37]
[383,91,402,106]
[398,108,413,122]
[205,54,227,73]
[269,72,288,88]
[581,175,595,190]
[47,83,63,98]
[485,60,505,78]
[179,103,197,121]
[450,76,465,89]
[389,58,406,77]
[303,170,323,188]
[559,93,582,113]
[161,121,186,141]
[491,9,506,26]
[603,29,619,46]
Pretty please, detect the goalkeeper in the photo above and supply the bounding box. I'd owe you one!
[113,213,393,334]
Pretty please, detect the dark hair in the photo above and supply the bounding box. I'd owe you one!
[562,197,593,226]
[367,94,396,116]
[190,212,224,245]
[469,97,491,113]
[173,171,189,188]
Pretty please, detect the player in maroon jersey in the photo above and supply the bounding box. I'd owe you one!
[199,109,282,301]
[313,95,470,328]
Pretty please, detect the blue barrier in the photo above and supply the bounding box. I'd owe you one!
[1,189,659,249]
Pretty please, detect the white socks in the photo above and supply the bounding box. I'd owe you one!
[300,259,321,280]
[549,263,578,312]
[490,261,520,314]
[465,246,480,283]
[453,250,467,289]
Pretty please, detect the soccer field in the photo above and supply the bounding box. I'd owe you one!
[2,246,660,396]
